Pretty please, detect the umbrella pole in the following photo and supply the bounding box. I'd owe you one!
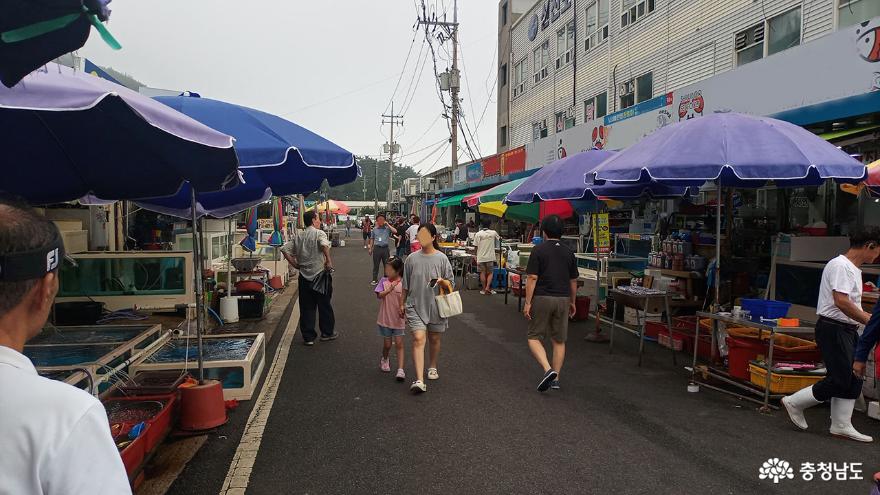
[190,189,206,384]
[227,217,234,295]
[714,187,722,312]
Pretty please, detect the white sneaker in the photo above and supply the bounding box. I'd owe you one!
[830,398,873,442]
[427,368,439,380]
[410,380,427,393]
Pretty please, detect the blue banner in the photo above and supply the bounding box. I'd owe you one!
[604,93,672,125]
[466,162,483,182]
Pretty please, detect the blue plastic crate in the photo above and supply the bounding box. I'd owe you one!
[740,298,791,320]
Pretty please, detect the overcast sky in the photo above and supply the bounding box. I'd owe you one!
[81,0,500,175]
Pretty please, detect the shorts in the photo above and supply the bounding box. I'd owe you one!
[378,325,405,338]
[363,232,370,240]
[478,261,494,274]
[405,305,447,333]
[527,296,570,343]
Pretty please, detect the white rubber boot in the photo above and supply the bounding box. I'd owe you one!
[781,386,821,430]
[830,398,873,442]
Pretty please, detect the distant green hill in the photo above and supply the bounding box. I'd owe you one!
[322,156,419,201]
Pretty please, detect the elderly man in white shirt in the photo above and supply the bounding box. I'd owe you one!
[0,198,131,495]
[782,228,880,443]
[282,210,337,345]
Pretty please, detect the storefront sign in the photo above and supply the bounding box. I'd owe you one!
[605,93,673,125]
[453,167,466,185]
[501,146,526,175]
[529,0,571,39]
[466,162,483,182]
[593,213,610,254]
[526,17,880,170]
[483,155,502,177]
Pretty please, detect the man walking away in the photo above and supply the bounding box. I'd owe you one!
[782,229,880,442]
[369,213,397,286]
[473,218,500,295]
[523,215,578,392]
[405,215,420,254]
[0,197,131,494]
[282,211,337,345]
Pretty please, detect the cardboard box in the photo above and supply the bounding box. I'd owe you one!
[623,306,662,326]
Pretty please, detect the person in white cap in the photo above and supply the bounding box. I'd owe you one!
[0,197,131,494]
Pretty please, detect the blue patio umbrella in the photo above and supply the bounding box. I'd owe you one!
[505,149,695,204]
[591,111,868,311]
[135,95,359,218]
[1,0,121,88]
[0,63,240,204]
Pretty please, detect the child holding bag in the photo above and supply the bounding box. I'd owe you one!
[376,257,406,381]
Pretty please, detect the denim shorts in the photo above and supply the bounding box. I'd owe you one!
[378,325,405,338]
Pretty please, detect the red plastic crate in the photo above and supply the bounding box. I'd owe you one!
[105,394,176,454]
[116,422,150,479]
[645,321,666,339]
[726,335,822,381]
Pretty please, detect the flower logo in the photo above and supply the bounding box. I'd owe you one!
[759,458,794,484]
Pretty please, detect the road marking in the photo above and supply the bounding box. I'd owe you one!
[219,299,300,495]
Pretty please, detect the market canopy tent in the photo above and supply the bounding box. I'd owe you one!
[135,95,359,218]
[0,63,239,204]
[307,199,351,214]
[0,0,120,88]
[840,159,880,197]
[436,193,469,208]
[478,200,579,223]
[472,178,528,206]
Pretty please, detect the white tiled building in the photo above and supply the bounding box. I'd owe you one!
[498,0,880,161]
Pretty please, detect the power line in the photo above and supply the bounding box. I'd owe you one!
[383,30,420,115]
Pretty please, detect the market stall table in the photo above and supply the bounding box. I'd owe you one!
[691,311,816,412]
[607,288,676,367]
[504,267,527,311]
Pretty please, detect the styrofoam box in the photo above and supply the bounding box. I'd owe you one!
[623,306,662,326]
[60,230,88,253]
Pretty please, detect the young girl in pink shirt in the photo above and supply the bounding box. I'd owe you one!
[376,257,406,380]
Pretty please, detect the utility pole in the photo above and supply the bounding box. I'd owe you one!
[418,0,460,173]
[382,102,403,215]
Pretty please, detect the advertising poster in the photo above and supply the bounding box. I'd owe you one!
[483,155,502,177]
[466,162,483,182]
[501,146,526,175]
[592,213,610,254]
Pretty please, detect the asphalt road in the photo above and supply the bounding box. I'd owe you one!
[172,241,879,495]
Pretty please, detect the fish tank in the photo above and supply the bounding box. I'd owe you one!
[56,252,193,311]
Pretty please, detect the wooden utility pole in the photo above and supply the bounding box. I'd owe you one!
[382,102,403,215]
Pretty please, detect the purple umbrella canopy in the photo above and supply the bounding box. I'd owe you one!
[592,112,867,187]
[0,63,239,203]
[505,149,695,203]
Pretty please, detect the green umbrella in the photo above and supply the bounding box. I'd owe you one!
[478,178,528,204]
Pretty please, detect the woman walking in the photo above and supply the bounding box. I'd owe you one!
[400,223,454,394]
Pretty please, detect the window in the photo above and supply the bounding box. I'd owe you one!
[500,63,508,88]
[619,73,651,109]
[499,126,508,147]
[513,59,526,97]
[533,40,550,83]
[556,21,575,68]
[767,8,801,55]
[636,72,653,103]
[585,1,609,51]
[501,2,508,26]
[736,8,801,67]
[839,0,880,28]
[532,119,549,142]
[620,0,656,29]
[584,91,607,122]
[556,111,574,133]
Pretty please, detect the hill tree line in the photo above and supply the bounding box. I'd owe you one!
[322,156,420,202]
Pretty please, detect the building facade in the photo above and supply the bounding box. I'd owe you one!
[499,0,880,165]
[497,0,535,153]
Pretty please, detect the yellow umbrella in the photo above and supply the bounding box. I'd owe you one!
[479,201,507,218]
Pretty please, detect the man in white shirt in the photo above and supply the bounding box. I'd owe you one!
[473,218,500,295]
[405,216,421,255]
[0,198,131,494]
[782,229,880,443]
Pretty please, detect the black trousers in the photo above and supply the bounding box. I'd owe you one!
[372,245,390,281]
[812,316,863,401]
[298,274,335,342]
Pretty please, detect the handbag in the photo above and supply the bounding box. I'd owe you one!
[435,279,463,318]
[311,269,333,295]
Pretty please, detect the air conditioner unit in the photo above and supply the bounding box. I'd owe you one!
[421,177,438,192]
[403,178,420,196]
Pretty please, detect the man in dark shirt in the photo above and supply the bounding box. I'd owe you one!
[523,215,578,392]
[454,218,469,242]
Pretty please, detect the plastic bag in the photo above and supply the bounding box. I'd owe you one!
[311,269,333,295]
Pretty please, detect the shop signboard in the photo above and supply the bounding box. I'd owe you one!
[466,162,483,183]
[483,154,502,177]
[453,167,466,185]
[525,16,880,169]
[501,146,526,175]
[592,213,610,254]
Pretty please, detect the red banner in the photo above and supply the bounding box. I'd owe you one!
[482,154,501,177]
[501,146,526,175]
